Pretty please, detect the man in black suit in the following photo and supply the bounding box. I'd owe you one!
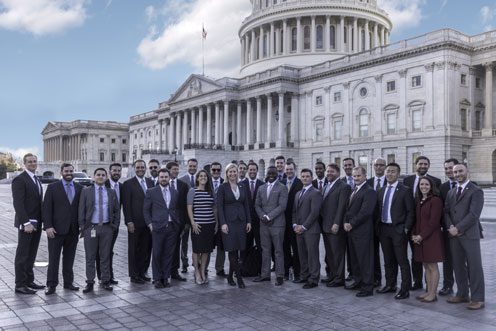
[343,166,377,297]
[148,159,160,186]
[167,161,189,282]
[122,160,154,284]
[281,161,303,281]
[12,153,45,294]
[402,155,441,290]
[275,155,287,181]
[437,158,458,296]
[340,157,355,281]
[243,162,264,254]
[376,163,415,300]
[210,161,226,276]
[43,163,82,295]
[320,163,350,287]
[312,161,329,281]
[143,168,179,288]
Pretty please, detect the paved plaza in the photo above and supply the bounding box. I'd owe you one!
[0,184,495,330]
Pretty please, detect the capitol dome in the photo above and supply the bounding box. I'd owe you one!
[239,0,392,75]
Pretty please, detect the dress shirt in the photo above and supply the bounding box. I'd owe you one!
[382,181,398,224]
[286,176,295,191]
[91,185,109,224]
[63,180,74,203]
[136,175,148,193]
[374,176,385,191]
[323,178,339,197]
[110,179,120,203]
[413,175,421,196]
[213,179,221,192]
[456,180,470,192]
[170,178,177,191]
[26,169,42,194]
[316,178,325,192]
[266,182,274,197]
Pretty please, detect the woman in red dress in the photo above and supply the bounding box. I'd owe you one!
[411,176,444,303]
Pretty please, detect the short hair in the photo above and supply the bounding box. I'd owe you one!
[373,157,386,165]
[60,163,73,171]
[247,162,258,170]
[301,168,313,177]
[285,161,296,170]
[415,156,430,165]
[454,163,468,170]
[267,166,277,172]
[275,155,285,161]
[211,161,222,168]
[225,163,238,178]
[314,161,326,168]
[23,153,37,163]
[148,159,159,165]
[238,160,247,166]
[327,163,340,173]
[94,168,107,175]
[343,158,355,166]
[444,158,459,165]
[352,166,366,176]
[386,162,401,173]
[133,159,146,167]
[187,158,198,164]
[158,168,170,176]
[166,161,179,170]
[109,163,122,171]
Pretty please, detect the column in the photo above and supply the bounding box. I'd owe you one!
[282,19,287,55]
[241,36,245,65]
[340,16,345,52]
[246,99,253,144]
[159,119,163,150]
[236,101,242,145]
[373,22,379,48]
[381,26,385,46]
[270,22,275,56]
[223,100,229,146]
[59,136,62,161]
[386,30,390,45]
[244,35,249,63]
[163,121,168,151]
[364,20,370,50]
[311,16,316,52]
[251,29,256,61]
[214,102,220,145]
[206,104,212,145]
[296,17,302,53]
[198,106,204,145]
[169,116,175,151]
[191,108,196,144]
[353,18,358,52]
[325,16,331,52]
[259,26,264,59]
[183,110,189,147]
[291,94,298,142]
[267,94,273,143]
[348,22,353,52]
[275,26,281,55]
[256,96,262,143]
[278,93,285,145]
[175,112,182,150]
[484,63,494,133]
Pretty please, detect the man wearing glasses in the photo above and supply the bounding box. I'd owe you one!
[148,159,160,186]
[210,162,227,276]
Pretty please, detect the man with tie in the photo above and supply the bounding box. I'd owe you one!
[254,166,288,286]
[292,168,322,289]
[12,153,45,294]
[43,163,82,295]
[311,161,329,281]
[209,162,227,276]
[320,163,350,287]
[438,158,459,296]
[148,159,160,186]
[445,164,485,310]
[144,168,180,288]
[403,156,441,290]
[275,155,287,181]
[340,157,355,281]
[376,163,415,300]
[122,160,154,284]
[243,162,264,255]
[281,161,303,281]
[78,168,120,293]
[343,166,377,297]
[238,161,248,182]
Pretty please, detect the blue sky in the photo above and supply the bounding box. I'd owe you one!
[0,0,495,160]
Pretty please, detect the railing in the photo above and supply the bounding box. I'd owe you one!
[183,144,226,150]
[141,149,171,155]
[472,130,482,137]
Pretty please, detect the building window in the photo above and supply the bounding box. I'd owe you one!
[360,29,365,51]
[334,92,341,103]
[412,110,422,132]
[359,87,367,97]
[461,74,467,86]
[411,152,421,173]
[99,152,105,162]
[303,26,311,50]
[140,132,143,138]
[155,129,158,135]
[460,108,467,131]
[122,153,127,162]
[330,25,336,49]
[411,75,422,88]
[122,139,127,144]
[316,25,323,49]
[476,77,481,89]
[387,154,395,164]
[291,27,297,51]
[111,153,116,162]
[100,138,104,143]
[315,95,323,105]
[358,156,368,169]
[475,110,482,130]
[333,119,342,140]
[386,80,396,92]
[359,109,369,137]
[111,138,116,144]
[148,131,151,137]
[386,113,396,135]
[263,34,268,57]
[315,120,324,142]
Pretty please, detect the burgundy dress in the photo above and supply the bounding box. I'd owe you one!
[413,196,445,263]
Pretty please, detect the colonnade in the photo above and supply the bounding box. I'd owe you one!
[44,135,82,162]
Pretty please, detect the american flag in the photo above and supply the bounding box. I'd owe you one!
[202,26,207,39]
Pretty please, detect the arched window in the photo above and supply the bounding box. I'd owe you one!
[359,109,369,137]
[303,25,311,50]
[316,25,323,49]
[330,25,336,49]
[291,27,297,51]
[361,29,365,51]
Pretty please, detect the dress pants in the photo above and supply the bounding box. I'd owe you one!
[373,233,382,284]
[152,222,178,281]
[242,219,261,259]
[348,233,374,292]
[15,229,42,288]
[296,231,320,284]
[96,228,118,280]
[379,224,411,292]
[442,230,454,289]
[283,222,300,277]
[260,225,285,278]
[180,223,190,269]
[128,226,152,278]
[172,223,185,274]
[322,232,346,283]
[84,224,113,283]
[47,232,78,287]
[409,238,423,285]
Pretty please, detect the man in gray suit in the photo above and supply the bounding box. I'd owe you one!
[254,166,288,286]
[445,164,485,310]
[78,168,120,293]
[293,168,323,289]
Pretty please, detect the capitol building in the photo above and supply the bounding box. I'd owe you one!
[43,0,496,184]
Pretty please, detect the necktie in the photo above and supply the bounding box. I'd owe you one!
[33,175,41,195]
[140,179,147,193]
[267,183,272,197]
[214,181,219,193]
[190,175,195,187]
[318,180,323,193]
[456,186,463,201]
[287,180,292,192]
[451,181,457,190]
[114,183,120,203]
[163,187,169,208]
[349,186,358,205]
[98,187,104,225]
[278,174,282,181]
[381,185,393,222]
[375,178,381,191]
[348,176,354,189]
[170,180,176,191]
[250,181,255,198]
[413,176,419,196]
[299,188,307,202]
[66,183,74,203]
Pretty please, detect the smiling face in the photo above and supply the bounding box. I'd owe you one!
[61,165,74,182]
[197,171,208,186]
[226,166,238,182]
[210,164,221,180]
[385,165,399,184]
[94,170,107,185]
[110,165,122,182]
[187,160,198,175]
[275,158,285,172]
[444,161,456,180]
[24,155,37,173]
[416,158,430,176]
[238,163,247,179]
[343,159,354,176]
[326,166,339,182]
[266,168,278,183]
[419,178,431,196]
[134,161,146,178]
[352,168,366,186]
[158,171,170,187]
[148,161,159,178]
[453,164,468,184]
[315,163,325,179]
[247,164,258,180]
[285,163,295,179]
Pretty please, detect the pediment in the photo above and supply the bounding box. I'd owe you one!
[41,121,60,134]
[169,74,222,104]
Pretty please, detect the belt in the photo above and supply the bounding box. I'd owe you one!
[380,222,393,227]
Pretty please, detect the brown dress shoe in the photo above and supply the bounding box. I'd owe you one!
[467,301,485,310]
[447,296,469,304]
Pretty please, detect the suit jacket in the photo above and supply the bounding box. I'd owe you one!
[242,177,264,222]
[42,180,83,235]
[344,183,377,237]
[341,175,354,186]
[105,179,123,206]
[292,186,322,234]
[12,171,43,228]
[366,176,386,191]
[403,174,442,197]
[217,182,251,226]
[122,176,154,227]
[320,179,351,233]
[312,177,328,192]
[143,185,179,230]
[179,173,196,188]
[376,182,415,235]
[281,177,303,223]
[78,185,120,231]
[255,181,288,227]
[444,181,484,239]
[172,178,190,225]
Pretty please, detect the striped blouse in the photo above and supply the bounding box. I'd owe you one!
[187,188,216,224]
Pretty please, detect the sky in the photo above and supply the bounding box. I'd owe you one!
[0,0,495,161]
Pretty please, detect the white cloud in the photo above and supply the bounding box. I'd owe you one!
[0,146,40,161]
[377,0,426,32]
[440,0,448,10]
[0,0,88,36]
[480,5,493,23]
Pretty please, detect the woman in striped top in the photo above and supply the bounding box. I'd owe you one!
[187,170,216,284]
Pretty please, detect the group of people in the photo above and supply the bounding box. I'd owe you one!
[11,153,485,310]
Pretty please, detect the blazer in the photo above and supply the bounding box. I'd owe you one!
[320,179,351,233]
[179,173,196,188]
[241,177,264,221]
[312,177,328,192]
[122,176,154,227]
[42,180,83,235]
[403,174,442,196]
[217,182,251,226]
[366,176,385,191]
[12,171,43,228]
[444,181,484,239]
[292,186,322,234]
[344,183,377,237]
[281,177,303,222]
[172,178,190,224]
[105,179,123,206]
[376,182,415,235]
[255,181,288,227]
[143,185,179,230]
[78,185,120,231]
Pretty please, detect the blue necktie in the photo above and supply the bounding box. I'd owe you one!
[65,183,74,204]
[382,185,393,222]
[190,175,195,187]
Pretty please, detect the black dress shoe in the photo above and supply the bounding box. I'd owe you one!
[102,283,113,291]
[292,278,306,284]
[216,270,227,277]
[130,277,145,284]
[411,282,423,291]
[326,281,344,288]
[275,277,284,286]
[374,280,382,288]
[141,275,151,282]
[345,275,353,282]
[237,277,246,289]
[302,282,318,289]
[64,284,79,291]
[82,284,94,294]
[171,274,187,282]
[356,290,373,297]
[345,282,360,290]
[154,281,165,289]
[227,276,236,286]
[27,282,45,290]
[376,285,397,294]
[320,278,331,284]
[162,280,171,288]
[253,277,271,282]
[394,290,410,300]
[15,286,36,294]
[181,267,188,274]
[438,287,453,296]
[45,286,56,295]
[109,279,118,285]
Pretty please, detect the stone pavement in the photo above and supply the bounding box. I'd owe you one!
[0,184,495,330]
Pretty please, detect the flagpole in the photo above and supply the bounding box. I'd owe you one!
[202,23,205,76]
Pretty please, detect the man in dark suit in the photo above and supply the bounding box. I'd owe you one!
[43,163,82,295]
[243,162,264,252]
[210,161,227,276]
[281,161,303,281]
[78,168,120,293]
[403,155,441,290]
[292,168,322,289]
[143,168,180,288]
[311,161,329,281]
[148,159,160,186]
[445,163,485,310]
[275,155,287,181]
[167,161,189,282]
[340,157,355,281]
[343,166,377,297]
[438,158,459,296]
[376,163,415,300]
[12,153,45,294]
[320,163,350,287]
[122,160,154,284]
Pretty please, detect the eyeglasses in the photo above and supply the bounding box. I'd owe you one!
[374,164,386,167]
[211,169,221,172]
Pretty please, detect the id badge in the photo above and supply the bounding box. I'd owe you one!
[91,228,96,238]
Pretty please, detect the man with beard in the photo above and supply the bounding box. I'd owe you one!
[43,163,82,295]
[148,159,160,186]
